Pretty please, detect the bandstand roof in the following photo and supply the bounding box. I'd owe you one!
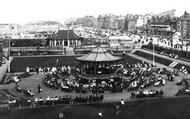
[76,47,121,62]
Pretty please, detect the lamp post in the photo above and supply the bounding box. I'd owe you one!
[150,37,155,66]
[153,40,155,66]
[8,38,11,72]
[8,38,10,60]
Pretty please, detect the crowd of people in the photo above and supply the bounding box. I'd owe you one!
[9,59,185,109]
[15,84,35,97]
[40,62,169,96]
[25,65,73,75]
[8,94,104,108]
[176,79,190,96]
[179,66,189,74]
[131,89,164,98]
[43,72,124,94]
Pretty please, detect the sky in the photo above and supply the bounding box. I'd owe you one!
[0,0,190,24]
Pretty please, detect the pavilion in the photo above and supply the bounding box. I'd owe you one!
[76,47,122,75]
[48,30,83,48]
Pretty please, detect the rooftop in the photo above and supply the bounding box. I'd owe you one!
[51,30,83,40]
[180,11,190,20]
[76,47,121,62]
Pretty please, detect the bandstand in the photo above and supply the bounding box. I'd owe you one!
[76,47,122,77]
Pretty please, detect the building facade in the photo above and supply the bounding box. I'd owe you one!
[178,11,190,40]
[0,39,3,66]
[125,15,138,32]
[146,15,178,37]
[97,14,116,29]
[147,22,174,36]
[75,14,126,30]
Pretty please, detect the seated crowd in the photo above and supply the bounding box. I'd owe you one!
[25,65,74,75]
[11,62,180,108]
[15,84,35,97]
[131,89,164,98]
[179,66,189,74]
[43,73,124,94]
[8,94,104,108]
[122,68,168,92]
[42,63,168,96]
[176,79,190,96]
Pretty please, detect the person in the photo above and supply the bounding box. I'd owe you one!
[36,67,39,74]
[58,112,65,119]
[38,84,42,93]
[13,75,20,85]
[115,104,120,115]
[97,111,103,119]
[120,99,125,105]
[26,67,30,73]
[123,51,126,55]
[115,104,120,110]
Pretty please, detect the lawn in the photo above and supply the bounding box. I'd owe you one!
[0,97,189,119]
[10,56,80,72]
[133,50,173,66]
[142,44,190,61]
[10,54,144,72]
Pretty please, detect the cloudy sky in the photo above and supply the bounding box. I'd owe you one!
[0,0,189,24]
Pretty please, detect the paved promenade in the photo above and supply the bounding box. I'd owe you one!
[0,57,13,81]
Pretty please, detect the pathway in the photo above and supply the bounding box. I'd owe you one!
[0,57,13,81]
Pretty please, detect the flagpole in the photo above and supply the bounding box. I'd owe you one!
[8,38,11,72]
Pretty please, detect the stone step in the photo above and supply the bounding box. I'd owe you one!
[131,49,137,54]
[169,60,179,68]
[0,57,13,81]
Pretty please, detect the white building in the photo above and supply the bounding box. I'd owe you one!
[108,36,133,48]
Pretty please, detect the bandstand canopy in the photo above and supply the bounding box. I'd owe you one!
[76,47,121,62]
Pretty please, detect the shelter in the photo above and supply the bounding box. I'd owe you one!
[148,22,174,36]
[76,47,121,75]
[48,30,83,48]
[108,36,133,48]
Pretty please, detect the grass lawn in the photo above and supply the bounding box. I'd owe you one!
[133,50,173,66]
[10,54,144,72]
[10,56,80,72]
